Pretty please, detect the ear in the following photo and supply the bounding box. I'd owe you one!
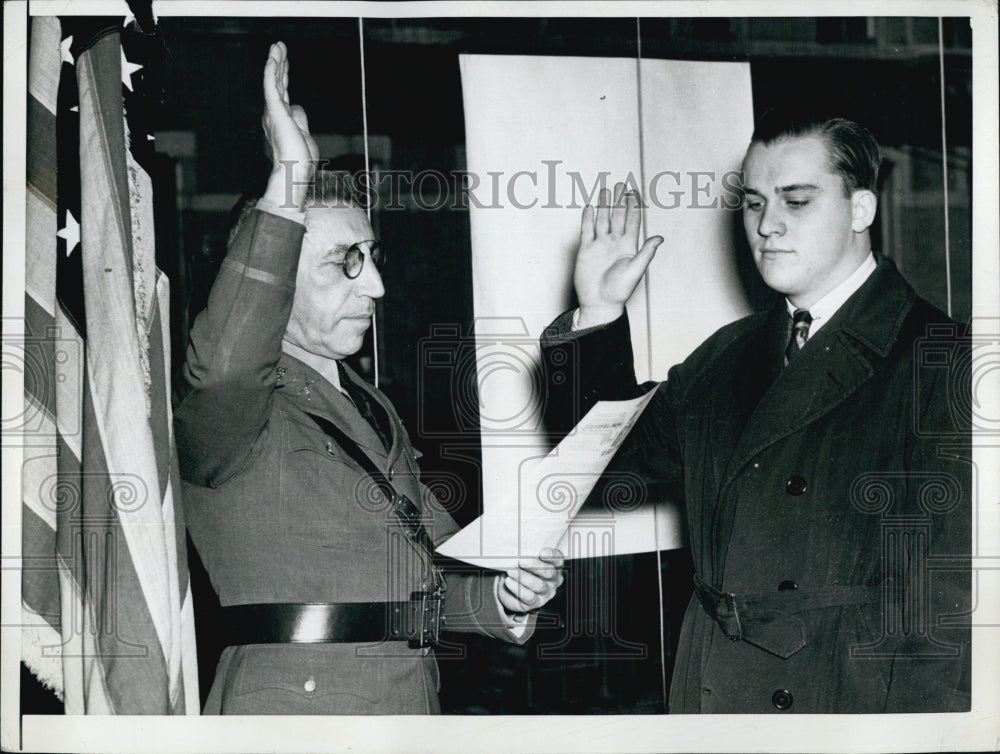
[850,189,877,233]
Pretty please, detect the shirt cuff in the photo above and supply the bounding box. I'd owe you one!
[255,197,307,226]
[493,575,530,638]
[571,307,623,332]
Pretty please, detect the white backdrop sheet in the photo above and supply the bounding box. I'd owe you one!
[459,54,754,561]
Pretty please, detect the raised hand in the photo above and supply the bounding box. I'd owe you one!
[260,42,320,211]
[574,182,663,329]
[498,548,565,614]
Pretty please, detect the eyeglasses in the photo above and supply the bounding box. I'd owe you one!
[340,240,383,280]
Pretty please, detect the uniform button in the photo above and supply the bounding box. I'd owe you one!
[785,475,807,496]
[778,580,798,591]
[771,689,793,710]
[303,676,316,693]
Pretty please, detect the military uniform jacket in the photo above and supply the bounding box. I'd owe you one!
[541,257,971,713]
[175,210,531,714]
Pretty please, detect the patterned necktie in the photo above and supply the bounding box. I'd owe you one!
[337,361,392,452]
[785,309,813,364]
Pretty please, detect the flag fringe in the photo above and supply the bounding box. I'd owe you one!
[21,606,65,702]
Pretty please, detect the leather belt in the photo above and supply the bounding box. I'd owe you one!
[221,592,443,649]
[692,573,883,659]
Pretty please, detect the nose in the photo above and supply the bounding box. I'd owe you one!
[355,256,385,300]
[756,204,785,239]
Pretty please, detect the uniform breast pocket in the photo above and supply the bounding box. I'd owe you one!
[279,418,390,552]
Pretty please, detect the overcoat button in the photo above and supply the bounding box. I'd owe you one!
[771,689,793,710]
[785,476,807,496]
[388,468,394,481]
[778,580,798,591]
[326,442,336,456]
[303,676,316,693]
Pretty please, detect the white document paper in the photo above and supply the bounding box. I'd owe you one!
[437,389,659,570]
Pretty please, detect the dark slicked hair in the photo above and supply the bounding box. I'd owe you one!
[227,169,364,246]
[751,109,881,196]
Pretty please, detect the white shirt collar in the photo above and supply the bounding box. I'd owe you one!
[785,253,877,338]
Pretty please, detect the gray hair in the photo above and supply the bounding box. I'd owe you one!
[227,169,364,246]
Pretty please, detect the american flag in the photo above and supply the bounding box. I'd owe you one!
[21,8,198,713]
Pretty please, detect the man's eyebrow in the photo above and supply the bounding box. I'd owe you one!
[776,184,822,193]
[321,244,352,257]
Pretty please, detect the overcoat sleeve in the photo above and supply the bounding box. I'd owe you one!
[540,310,685,503]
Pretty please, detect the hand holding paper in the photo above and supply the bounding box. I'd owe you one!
[498,548,565,613]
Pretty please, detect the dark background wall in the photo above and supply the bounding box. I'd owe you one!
[131,15,973,714]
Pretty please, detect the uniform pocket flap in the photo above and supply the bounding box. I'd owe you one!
[235,644,382,702]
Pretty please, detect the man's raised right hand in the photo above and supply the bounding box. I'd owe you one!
[261,42,319,212]
[574,183,663,329]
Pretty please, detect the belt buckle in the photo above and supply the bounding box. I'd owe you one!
[408,589,443,648]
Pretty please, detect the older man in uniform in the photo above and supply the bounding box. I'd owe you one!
[175,42,563,714]
[541,111,970,713]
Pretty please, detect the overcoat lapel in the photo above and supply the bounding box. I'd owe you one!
[706,306,786,498]
[720,257,914,497]
[720,324,874,494]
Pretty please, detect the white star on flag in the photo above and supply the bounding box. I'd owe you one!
[56,210,80,256]
[121,47,143,92]
[61,35,74,65]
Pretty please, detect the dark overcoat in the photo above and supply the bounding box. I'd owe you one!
[175,210,529,714]
[542,257,971,713]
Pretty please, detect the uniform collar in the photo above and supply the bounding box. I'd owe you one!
[280,340,344,393]
[275,352,398,462]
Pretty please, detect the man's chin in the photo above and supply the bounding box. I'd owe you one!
[329,330,369,358]
[755,262,798,295]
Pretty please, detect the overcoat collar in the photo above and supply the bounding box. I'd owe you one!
[720,256,915,496]
[275,352,400,468]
